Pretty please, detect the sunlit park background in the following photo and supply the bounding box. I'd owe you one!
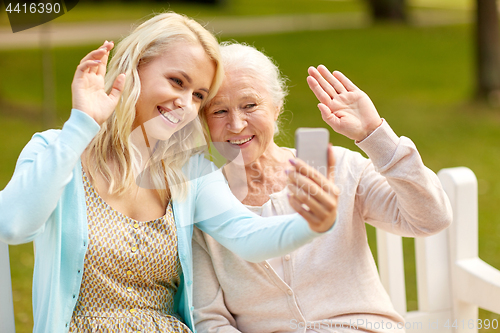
[1,0,499,331]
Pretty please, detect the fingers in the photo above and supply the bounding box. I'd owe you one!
[308,65,358,96]
[287,158,339,209]
[79,41,114,75]
[308,65,346,97]
[287,192,321,225]
[79,41,113,64]
[317,65,347,94]
[287,156,339,233]
[75,59,102,78]
[108,73,126,104]
[332,71,358,92]
[327,144,336,182]
[97,41,114,77]
[289,158,338,195]
[287,183,337,233]
[307,75,333,106]
[288,183,326,217]
[318,103,341,131]
[308,66,338,98]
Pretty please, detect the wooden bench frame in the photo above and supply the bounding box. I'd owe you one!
[1,167,499,332]
[378,167,500,332]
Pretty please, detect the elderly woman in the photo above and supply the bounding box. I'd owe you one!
[192,42,452,333]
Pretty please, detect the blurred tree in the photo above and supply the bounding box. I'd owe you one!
[476,0,500,104]
[365,0,407,22]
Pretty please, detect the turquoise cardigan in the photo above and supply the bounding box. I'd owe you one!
[0,110,321,333]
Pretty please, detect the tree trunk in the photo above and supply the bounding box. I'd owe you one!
[476,0,500,104]
[366,0,407,22]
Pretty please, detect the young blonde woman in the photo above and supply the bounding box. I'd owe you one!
[0,14,332,333]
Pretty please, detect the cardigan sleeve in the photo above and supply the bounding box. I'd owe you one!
[192,155,324,263]
[0,109,100,244]
[354,120,452,237]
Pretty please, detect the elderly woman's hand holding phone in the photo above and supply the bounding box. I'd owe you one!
[286,144,339,233]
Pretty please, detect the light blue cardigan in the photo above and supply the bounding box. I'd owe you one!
[0,110,321,333]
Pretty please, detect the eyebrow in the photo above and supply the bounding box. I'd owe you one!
[210,92,260,106]
[177,70,210,94]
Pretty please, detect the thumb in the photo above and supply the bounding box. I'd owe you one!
[109,73,126,104]
[327,144,336,182]
[319,103,340,132]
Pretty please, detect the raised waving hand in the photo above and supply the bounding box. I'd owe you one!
[71,41,126,125]
[307,65,382,142]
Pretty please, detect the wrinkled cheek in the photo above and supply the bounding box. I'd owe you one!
[205,119,224,141]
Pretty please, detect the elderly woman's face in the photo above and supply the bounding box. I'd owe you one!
[205,69,279,165]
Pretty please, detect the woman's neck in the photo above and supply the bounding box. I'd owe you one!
[223,142,294,206]
[130,124,159,170]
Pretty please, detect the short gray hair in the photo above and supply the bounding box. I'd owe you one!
[219,41,288,116]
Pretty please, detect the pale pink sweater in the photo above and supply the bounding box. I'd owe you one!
[192,121,452,333]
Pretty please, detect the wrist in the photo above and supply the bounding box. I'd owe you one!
[356,118,383,143]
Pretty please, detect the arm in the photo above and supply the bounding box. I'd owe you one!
[192,228,241,333]
[307,65,452,236]
[0,41,124,244]
[355,120,452,236]
[0,111,100,244]
[193,156,327,263]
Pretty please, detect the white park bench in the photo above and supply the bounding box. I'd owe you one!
[378,167,500,332]
[0,167,499,332]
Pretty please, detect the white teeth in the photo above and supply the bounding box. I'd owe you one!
[164,112,180,124]
[158,107,180,124]
[229,136,253,145]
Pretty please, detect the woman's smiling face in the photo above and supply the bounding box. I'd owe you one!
[134,40,216,141]
[205,68,279,165]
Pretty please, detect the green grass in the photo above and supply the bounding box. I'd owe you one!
[1,4,499,333]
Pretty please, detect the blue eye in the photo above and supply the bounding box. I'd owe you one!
[213,109,227,115]
[244,103,257,109]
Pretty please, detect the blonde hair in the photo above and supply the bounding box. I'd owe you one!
[84,12,224,202]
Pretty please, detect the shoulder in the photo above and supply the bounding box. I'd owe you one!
[281,146,296,157]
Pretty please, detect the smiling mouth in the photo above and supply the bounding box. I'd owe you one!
[228,136,255,145]
[158,106,180,124]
